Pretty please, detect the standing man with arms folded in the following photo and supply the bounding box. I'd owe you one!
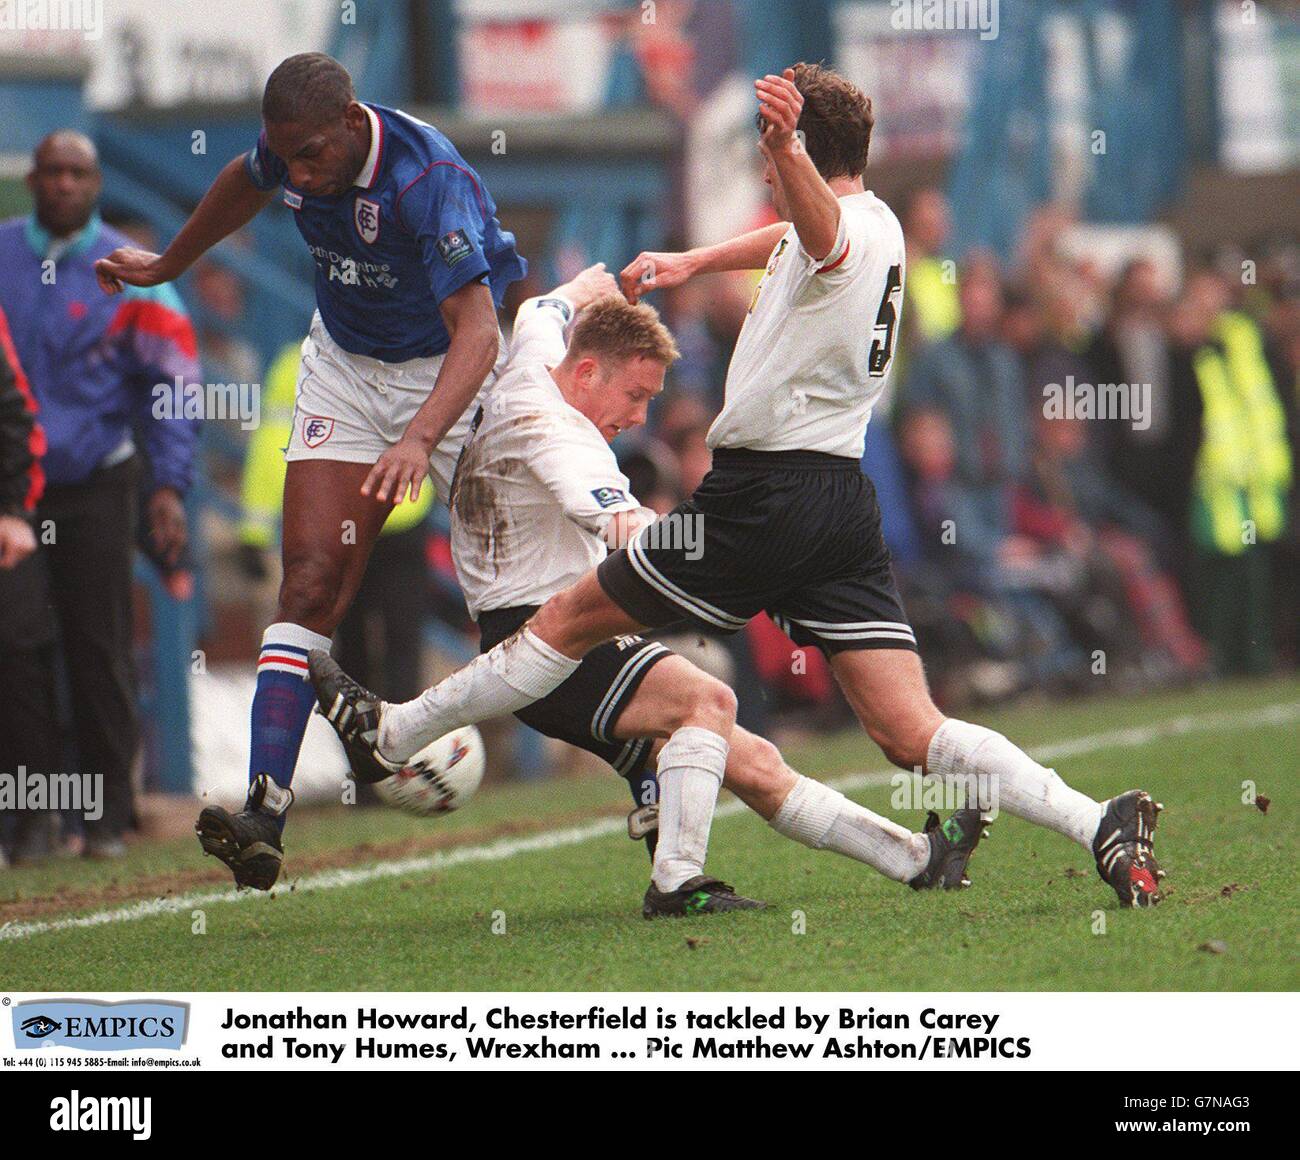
[96,53,525,889]
[316,64,1165,913]
[0,131,199,864]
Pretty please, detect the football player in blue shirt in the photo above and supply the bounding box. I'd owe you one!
[96,53,527,889]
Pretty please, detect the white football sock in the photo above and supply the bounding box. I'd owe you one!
[379,629,579,763]
[771,775,930,882]
[926,718,1102,849]
[652,726,729,893]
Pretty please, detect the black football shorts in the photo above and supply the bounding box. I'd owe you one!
[477,604,672,780]
[597,449,917,657]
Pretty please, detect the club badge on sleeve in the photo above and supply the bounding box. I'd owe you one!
[591,486,628,508]
[437,230,474,268]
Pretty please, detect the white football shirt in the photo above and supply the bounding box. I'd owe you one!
[449,295,642,619]
[706,190,906,459]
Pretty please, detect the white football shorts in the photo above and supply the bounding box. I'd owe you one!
[285,311,504,500]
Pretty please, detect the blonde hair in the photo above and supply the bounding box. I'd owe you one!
[568,297,680,367]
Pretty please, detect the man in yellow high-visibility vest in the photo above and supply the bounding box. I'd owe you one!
[1188,306,1292,674]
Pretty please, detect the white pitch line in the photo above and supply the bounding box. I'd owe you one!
[2,699,1295,943]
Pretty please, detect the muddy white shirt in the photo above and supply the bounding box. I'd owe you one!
[449,295,642,619]
[706,190,906,459]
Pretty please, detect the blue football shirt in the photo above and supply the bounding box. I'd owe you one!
[247,103,526,361]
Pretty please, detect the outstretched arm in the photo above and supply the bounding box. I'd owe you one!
[756,68,840,262]
[619,222,788,303]
[96,155,275,293]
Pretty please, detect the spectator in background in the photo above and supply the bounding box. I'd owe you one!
[0,305,45,868]
[1021,412,1208,679]
[898,402,1082,691]
[192,256,261,388]
[1176,270,1292,675]
[0,305,42,557]
[0,131,200,863]
[902,187,961,345]
[1260,270,1300,665]
[902,258,1029,487]
[662,414,713,497]
[900,265,1082,689]
[661,277,727,409]
[239,342,433,704]
[651,389,711,450]
[618,439,683,516]
[1088,258,1203,584]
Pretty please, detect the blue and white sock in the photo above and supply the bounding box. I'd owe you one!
[249,622,332,820]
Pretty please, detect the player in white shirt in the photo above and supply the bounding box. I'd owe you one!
[318,263,971,913]
[705,187,904,460]
[315,65,1165,914]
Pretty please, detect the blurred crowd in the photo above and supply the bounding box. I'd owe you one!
[612,189,1298,720]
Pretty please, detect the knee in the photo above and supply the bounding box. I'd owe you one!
[533,587,579,637]
[531,586,603,656]
[681,676,737,735]
[279,553,346,630]
[530,593,579,657]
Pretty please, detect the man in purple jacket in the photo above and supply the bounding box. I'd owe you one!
[0,131,200,863]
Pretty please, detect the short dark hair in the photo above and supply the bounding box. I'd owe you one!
[262,53,355,125]
[760,62,874,180]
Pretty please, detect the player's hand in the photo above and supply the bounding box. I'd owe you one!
[0,514,36,569]
[147,487,188,568]
[602,506,658,550]
[619,250,698,303]
[362,437,429,505]
[557,263,620,311]
[755,68,803,153]
[94,248,175,295]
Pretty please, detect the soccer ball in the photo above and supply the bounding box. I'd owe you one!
[373,726,485,817]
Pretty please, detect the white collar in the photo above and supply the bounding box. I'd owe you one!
[353,104,383,190]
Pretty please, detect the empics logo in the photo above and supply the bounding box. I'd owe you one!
[13,999,187,1051]
[19,1014,62,1039]
[50,1091,151,1141]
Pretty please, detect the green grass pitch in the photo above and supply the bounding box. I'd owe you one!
[2,678,1296,992]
